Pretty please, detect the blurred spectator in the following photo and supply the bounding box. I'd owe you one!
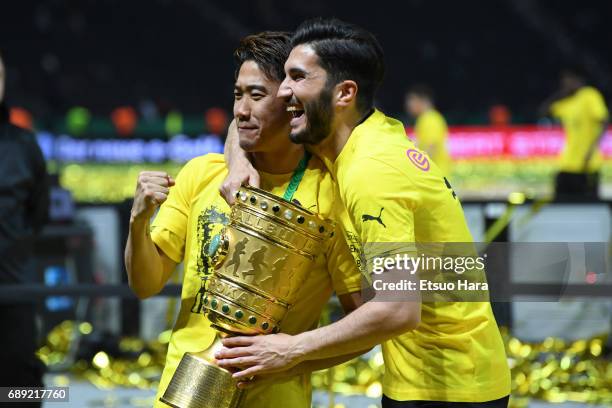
[540,67,609,200]
[10,106,34,130]
[204,107,229,135]
[138,99,159,121]
[0,52,50,399]
[489,104,511,127]
[111,106,138,137]
[405,84,451,176]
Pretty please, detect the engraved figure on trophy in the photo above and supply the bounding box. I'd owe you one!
[224,237,248,277]
[242,246,268,283]
[260,255,289,291]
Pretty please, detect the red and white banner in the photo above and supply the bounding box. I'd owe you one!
[407,126,612,159]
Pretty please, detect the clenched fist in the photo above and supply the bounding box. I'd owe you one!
[131,171,175,222]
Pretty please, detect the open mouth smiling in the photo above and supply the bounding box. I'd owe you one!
[287,105,305,119]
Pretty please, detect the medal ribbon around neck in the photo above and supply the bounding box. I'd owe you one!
[282,151,312,202]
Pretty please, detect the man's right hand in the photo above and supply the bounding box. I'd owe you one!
[131,171,175,222]
[219,161,261,205]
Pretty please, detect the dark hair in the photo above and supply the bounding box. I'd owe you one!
[291,18,385,113]
[234,31,292,82]
[408,84,434,102]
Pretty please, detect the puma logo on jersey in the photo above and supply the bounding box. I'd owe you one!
[362,207,386,228]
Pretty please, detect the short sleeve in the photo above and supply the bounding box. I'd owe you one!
[343,158,419,263]
[550,100,564,119]
[325,202,362,295]
[584,88,609,121]
[151,228,185,263]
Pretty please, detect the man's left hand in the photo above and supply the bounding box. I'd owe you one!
[215,333,304,379]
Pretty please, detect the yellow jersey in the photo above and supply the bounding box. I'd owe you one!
[333,110,511,402]
[150,153,361,408]
[551,86,609,173]
[414,109,451,176]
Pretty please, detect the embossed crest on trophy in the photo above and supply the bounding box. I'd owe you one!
[161,185,335,408]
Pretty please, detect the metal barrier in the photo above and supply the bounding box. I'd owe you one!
[0,284,181,300]
[0,282,610,301]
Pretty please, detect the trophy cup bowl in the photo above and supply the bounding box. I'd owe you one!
[160,186,335,408]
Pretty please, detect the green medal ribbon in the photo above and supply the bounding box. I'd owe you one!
[282,151,312,202]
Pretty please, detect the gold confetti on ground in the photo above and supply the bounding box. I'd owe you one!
[36,321,611,404]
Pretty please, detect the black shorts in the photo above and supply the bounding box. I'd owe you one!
[554,171,599,201]
[382,395,509,408]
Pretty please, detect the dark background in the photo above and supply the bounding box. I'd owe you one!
[1,0,610,124]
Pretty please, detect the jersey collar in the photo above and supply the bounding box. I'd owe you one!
[333,108,385,174]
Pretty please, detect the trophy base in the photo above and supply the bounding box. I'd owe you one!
[160,351,244,408]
